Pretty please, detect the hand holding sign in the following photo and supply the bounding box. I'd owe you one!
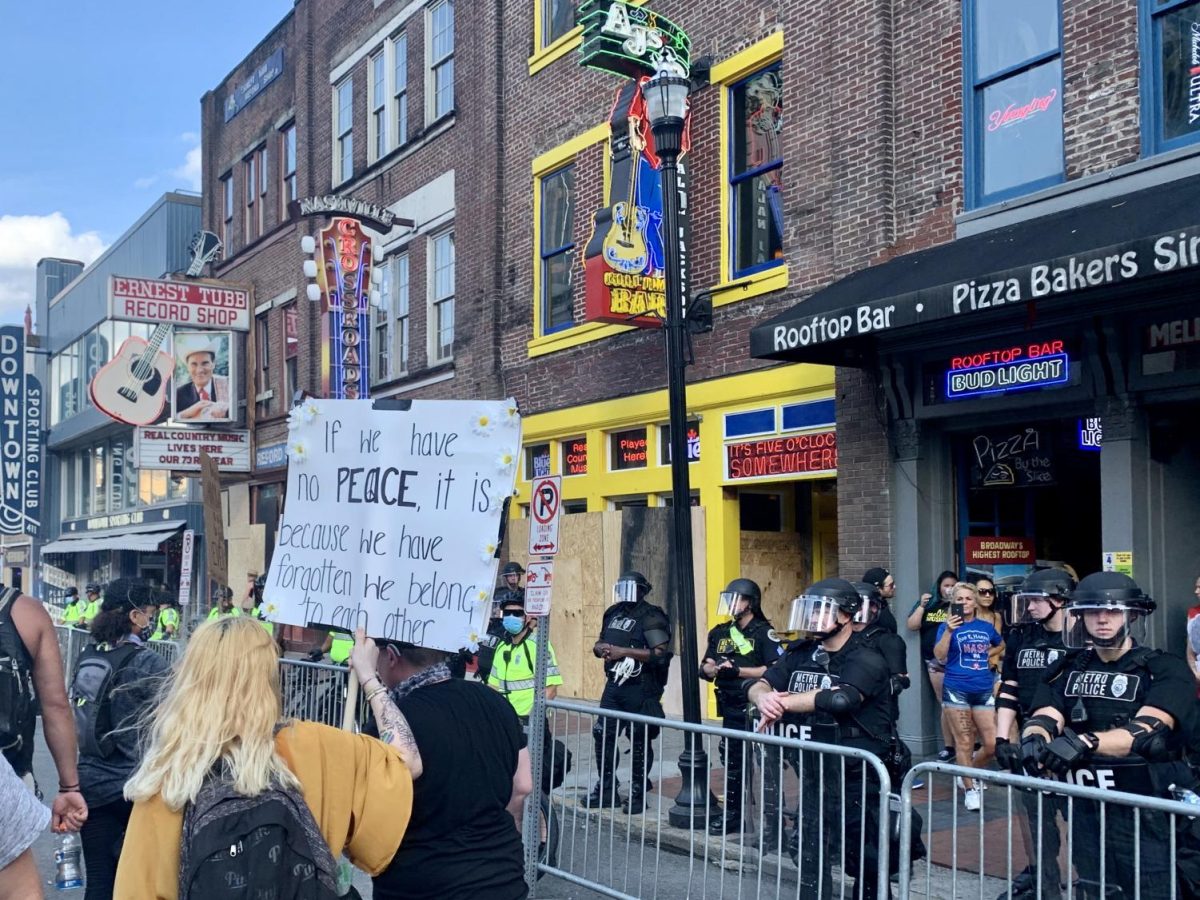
[263,399,521,652]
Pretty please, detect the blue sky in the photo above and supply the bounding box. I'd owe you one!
[0,0,293,325]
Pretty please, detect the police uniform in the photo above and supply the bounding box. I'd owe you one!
[329,633,352,664]
[488,633,563,719]
[762,632,891,899]
[61,598,83,627]
[207,605,242,621]
[248,604,274,637]
[475,618,507,684]
[591,597,671,808]
[1032,646,1196,899]
[703,614,783,829]
[150,606,180,641]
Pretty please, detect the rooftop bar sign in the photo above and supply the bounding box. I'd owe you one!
[945,339,1069,400]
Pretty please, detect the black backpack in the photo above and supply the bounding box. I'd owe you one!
[178,765,344,900]
[0,586,35,753]
[70,642,142,758]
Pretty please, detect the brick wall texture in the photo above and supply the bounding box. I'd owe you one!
[204,0,1154,573]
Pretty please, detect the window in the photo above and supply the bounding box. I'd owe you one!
[258,145,268,233]
[394,253,410,373]
[610,427,648,470]
[284,304,299,403]
[541,0,576,48]
[965,0,1063,207]
[539,164,575,333]
[525,443,551,479]
[256,313,271,406]
[244,154,258,242]
[1143,0,1200,153]
[429,230,455,362]
[370,51,388,163]
[393,32,409,146]
[221,173,234,251]
[372,264,392,385]
[280,123,297,215]
[139,470,168,506]
[427,0,455,121]
[336,77,354,184]
[730,63,784,278]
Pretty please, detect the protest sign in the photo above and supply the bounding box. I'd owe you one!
[262,398,521,653]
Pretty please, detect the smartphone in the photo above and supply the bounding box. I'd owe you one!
[950,602,965,619]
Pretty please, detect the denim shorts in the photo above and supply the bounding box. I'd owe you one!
[943,685,996,709]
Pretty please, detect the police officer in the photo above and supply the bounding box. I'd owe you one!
[79,583,103,630]
[585,571,672,815]
[488,594,562,722]
[208,586,242,621]
[1022,572,1198,900]
[993,567,1073,900]
[60,587,83,628]
[150,596,181,641]
[700,578,783,835]
[861,568,900,633]
[246,575,274,638]
[476,588,518,684]
[748,578,892,900]
[500,562,525,597]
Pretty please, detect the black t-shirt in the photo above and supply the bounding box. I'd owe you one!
[914,598,950,661]
[1000,623,1067,713]
[373,679,528,900]
[761,632,892,747]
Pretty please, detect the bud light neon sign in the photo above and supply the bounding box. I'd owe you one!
[945,340,1070,400]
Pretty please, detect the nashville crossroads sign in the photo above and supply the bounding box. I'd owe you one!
[751,225,1200,358]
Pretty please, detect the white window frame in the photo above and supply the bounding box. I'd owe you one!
[334,76,354,185]
[243,154,257,242]
[393,31,409,147]
[372,262,393,385]
[257,145,268,235]
[221,173,234,252]
[427,229,455,363]
[394,252,410,374]
[425,0,455,124]
[368,51,387,164]
[280,123,297,217]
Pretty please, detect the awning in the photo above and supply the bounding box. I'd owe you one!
[750,175,1200,367]
[41,523,184,555]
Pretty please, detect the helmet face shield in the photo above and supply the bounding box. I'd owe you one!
[1012,591,1061,625]
[614,579,640,605]
[1063,604,1146,650]
[717,591,750,619]
[786,595,850,640]
[853,599,878,625]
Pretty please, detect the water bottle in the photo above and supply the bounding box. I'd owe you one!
[54,832,84,891]
[1169,783,1200,808]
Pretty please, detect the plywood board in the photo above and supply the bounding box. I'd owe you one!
[739,530,811,627]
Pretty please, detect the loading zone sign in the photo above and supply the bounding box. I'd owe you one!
[528,475,562,556]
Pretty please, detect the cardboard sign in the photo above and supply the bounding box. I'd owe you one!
[263,398,522,653]
[524,561,554,616]
[528,475,562,557]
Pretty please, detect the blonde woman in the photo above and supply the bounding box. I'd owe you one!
[114,618,420,898]
[933,582,1004,811]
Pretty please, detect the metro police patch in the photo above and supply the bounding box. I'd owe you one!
[787,670,841,694]
[1063,671,1141,701]
[1017,647,1063,669]
[609,617,636,632]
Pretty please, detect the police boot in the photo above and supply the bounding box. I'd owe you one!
[584,779,622,809]
[708,808,744,834]
[623,785,646,815]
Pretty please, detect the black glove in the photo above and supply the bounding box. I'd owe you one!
[994,737,1020,773]
[306,648,324,662]
[715,664,741,683]
[1020,733,1049,776]
[1040,729,1093,776]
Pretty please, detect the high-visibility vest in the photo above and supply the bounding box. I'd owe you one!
[487,636,563,718]
[151,607,179,641]
[61,600,82,625]
[726,624,754,657]
[80,599,100,625]
[208,606,243,620]
[250,605,274,636]
[330,634,353,664]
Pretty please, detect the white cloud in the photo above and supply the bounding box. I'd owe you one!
[133,175,158,189]
[172,144,202,192]
[0,213,107,326]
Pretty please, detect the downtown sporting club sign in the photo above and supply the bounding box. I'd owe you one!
[0,326,42,536]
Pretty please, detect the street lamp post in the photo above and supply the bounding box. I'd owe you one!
[644,66,713,828]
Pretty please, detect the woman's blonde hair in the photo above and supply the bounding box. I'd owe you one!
[951,582,979,603]
[125,616,299,809]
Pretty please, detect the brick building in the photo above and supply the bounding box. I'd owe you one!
[200,0,505,587]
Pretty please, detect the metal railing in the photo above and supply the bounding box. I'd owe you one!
[278,657,371,730]
[529,699,893,900]
[896,760,1200,900]
[53,624,181,684]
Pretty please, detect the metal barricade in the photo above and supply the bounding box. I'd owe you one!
[531,698,892,900]
[53,625,89,686]
[277,658,371,729]
[144,639,180,667]
[897,760,1200,900]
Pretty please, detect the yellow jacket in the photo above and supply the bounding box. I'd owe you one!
[113,721,413,899]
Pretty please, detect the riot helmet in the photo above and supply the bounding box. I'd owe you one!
[716,578,762,620]
[1012,567,1076,625]
[1063,571,1156,650]
[614,571,651,605]
[784,578,862,641]
[501,561,524,589]
[66,586,79,599]
[850,581,883,626]
[85,582,102,596]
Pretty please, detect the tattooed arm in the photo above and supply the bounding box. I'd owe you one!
[350,629,424,779]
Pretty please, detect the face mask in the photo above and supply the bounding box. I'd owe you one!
[138,626,153,641]
[502,615,525,635]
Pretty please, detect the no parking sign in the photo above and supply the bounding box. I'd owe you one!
[528,475,562,557]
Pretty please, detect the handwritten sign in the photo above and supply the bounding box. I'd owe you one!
[263,398,521,653]
[968,426,1056,489]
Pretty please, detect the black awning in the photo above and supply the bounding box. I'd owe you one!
[750,175,1200,366]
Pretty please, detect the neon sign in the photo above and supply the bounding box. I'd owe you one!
[1079,417,1102,451]
[316,217,372,400]
[579,1,691,79]
[945,340,1070,399]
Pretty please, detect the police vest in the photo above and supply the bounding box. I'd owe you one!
[62,601,82,625]
[708,618,773,711]
[151,607,179,641]
[488,637,561,718]
[1009,623,1066,712]
[81,599,100,624]
[207,606,243,621]
[330,635,353,664]
[600,601,669,684]
[248,606,274,636]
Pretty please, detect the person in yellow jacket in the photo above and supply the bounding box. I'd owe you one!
[60,587,83,627]
[78,583,102,630]
[487,595,562,721]
[310,631,354,664]
[151,599,181,641]
[207,587,242,621]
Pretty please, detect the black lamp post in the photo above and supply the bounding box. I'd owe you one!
[644,66,712,829]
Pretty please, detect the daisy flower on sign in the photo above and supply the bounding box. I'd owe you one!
[501,402,520,426]
[476,588,491,604]
[481,542,498,563]
[264,603,278,618]
[287,400,320,431]
[463,632,480,654]
[471,410,495,436]
[287,439,309,464]
[496,449,516,472]
[487,485,516,510]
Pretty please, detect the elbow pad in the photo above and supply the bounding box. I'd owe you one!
[813,687,858,714]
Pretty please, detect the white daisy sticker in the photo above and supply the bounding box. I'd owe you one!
[471,410,495,436]
[496,449,516,472]
[287,439,309,464]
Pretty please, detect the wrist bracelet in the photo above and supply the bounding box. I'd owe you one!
[365,686,387,704]
[59,785,80,793]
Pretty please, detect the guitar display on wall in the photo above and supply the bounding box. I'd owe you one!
[89,323,174,425]
[602,118,650,274]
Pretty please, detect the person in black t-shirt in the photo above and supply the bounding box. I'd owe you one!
[748,578,892,900]
[861,567,900,634]
[369,639,532,900]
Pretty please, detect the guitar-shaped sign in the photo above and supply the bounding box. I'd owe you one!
[89,323,174,425]
[602,118,650,274]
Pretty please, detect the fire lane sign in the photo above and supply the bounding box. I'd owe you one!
[528,475,562,557]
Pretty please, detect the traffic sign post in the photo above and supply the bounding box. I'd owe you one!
[524,561,554,615]
[528,475,562,557]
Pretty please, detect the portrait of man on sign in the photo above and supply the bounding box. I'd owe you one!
[173,331,233,422]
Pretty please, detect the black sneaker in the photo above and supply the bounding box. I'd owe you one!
[623,791,646,815]
[584,783,621,808]
[707,812,744,835]
[936,746,955,762]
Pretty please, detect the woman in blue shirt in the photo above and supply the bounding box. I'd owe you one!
[934,581,1004,811]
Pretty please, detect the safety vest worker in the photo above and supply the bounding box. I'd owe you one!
[249,603,274,637]
[487,597,562,719]
[151,605,180,641]
[79,584,103,629]
[61,589,83,627]
[330,634,353,664]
